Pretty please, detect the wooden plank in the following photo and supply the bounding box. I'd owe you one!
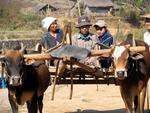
[129,46,145,52]
[55,77,116,84]
[23,46,146,60]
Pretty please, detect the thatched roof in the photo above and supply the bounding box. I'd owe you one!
[43,0,76,9]
[32,3,48,13]
[83,0,114,7]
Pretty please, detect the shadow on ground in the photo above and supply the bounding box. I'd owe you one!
[66,109,150,113]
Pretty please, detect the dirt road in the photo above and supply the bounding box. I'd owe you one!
[1,84,150,113]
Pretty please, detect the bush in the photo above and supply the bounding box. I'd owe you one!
[119,4,141,27]
[0,1,43,31]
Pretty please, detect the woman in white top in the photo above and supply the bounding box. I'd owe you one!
[144,24,150,49]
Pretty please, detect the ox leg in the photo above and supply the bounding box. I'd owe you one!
[137,87,146,113]
[27,95,38,113]
[38,94,44,113]
[120,87,134,113]
[8,92,18,113]
[146,85,149,110]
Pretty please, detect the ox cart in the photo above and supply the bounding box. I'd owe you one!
[22,23,147,102]
[23,39,150,113]
[0,23,149,113]
[24,43,146,101]
[0,36,149,113]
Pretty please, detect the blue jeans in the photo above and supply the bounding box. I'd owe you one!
[99,57,112,68]
[0,77,6,89]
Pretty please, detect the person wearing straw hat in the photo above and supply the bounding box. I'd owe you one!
[72,16,99,67]
[94,20,114,69]
[144,24,150,50]
[40,16,63,50]
[72,16,98,50]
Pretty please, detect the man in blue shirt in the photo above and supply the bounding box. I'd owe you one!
[94,20,114,69]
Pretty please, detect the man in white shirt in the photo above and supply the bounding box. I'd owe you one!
[144,24,150,49]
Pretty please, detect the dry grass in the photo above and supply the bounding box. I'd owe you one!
[0,15,146,41]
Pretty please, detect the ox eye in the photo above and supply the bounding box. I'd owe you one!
[18,58,24,65]
[111,57,115,61]
[111,57,114,60]
[5,60,11,66]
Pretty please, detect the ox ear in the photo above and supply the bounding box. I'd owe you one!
[129,46,145,59]
[0,55,5,61]
[24,58,35,65]
[2,43,7,54]
[125,44,130,49]
[20,45,27,53]
[110,44,115,49]
[131,53,144,60]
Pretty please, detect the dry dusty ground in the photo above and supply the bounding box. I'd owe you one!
[0,83,150,113]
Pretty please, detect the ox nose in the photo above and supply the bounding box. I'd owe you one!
[13,76,20,82]
[116,71,125,79]
[10,76,22,86]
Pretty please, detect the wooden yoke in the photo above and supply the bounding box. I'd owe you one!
[23,46,146,60]
[129,46,146,53]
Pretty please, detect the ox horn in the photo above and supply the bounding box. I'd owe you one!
[129,46,146,52]
[20,45,27,52]
[90,49,112,57]
[126,33,136,46]
[24,53,53,60]
[132,37,136,46]
[2,43,6,54]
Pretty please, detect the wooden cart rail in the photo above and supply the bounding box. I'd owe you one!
[49,65,115,85]
[53,77,116,84]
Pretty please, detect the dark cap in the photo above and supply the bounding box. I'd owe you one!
[76,16,92,28]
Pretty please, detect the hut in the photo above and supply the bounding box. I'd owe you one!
[71,0,114,16]
[84,0,114,16]
[42,0,76,16]
[32,3,49,15]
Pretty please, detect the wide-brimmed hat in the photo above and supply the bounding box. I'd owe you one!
[94,20,107,28]
[76,16,92,28]
[41,17,57,30]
